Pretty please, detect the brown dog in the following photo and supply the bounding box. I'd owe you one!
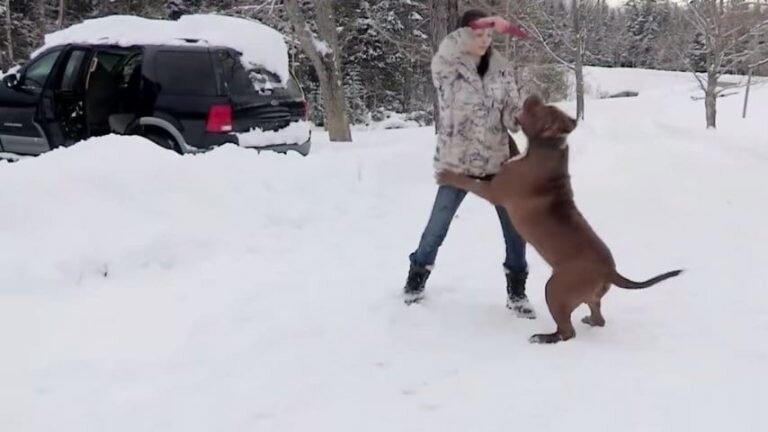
[437,95,682,344]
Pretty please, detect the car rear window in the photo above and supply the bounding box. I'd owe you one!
[216,49,286,95]
[155,51,216,96]
[217,50,256,95]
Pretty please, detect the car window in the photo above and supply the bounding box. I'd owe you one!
[155,51,216,96]
[248,68,282,93]
[216,49,286,95]
[286,74,304,98]
[119,54,142,87]
[217,50,256,96]
[59,49,88,91]
[20,49,62,91]
[94,52,124,72]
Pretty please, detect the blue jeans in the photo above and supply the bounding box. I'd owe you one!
[409,185,528,273]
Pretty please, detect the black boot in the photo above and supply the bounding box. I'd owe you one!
[403,263,431,305]
[505,268,536,319]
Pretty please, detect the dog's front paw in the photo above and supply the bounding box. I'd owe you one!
[435,170,456,186]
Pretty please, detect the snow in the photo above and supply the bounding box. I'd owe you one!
[374,115,420,130]
[2,68,768,431]
[354,112,421,131]
[236,121,312,148]
[0,65,19,79]
[0,151,29,162]
[32,14,291,83]
[577,66,753,100]
[312,37,332,57]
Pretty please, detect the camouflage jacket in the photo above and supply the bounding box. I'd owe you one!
[431,28,521,177]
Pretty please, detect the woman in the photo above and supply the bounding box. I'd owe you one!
[403,9,535,319]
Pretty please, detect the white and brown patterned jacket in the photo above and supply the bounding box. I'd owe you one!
[431,27,521,178]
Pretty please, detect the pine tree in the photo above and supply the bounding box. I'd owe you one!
[687,31,707,72]
[625,0,663,68]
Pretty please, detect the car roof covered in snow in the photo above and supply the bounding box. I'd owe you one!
[31,14,290,83]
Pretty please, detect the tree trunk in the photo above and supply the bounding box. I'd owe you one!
[574,57,585,120]
[58,0,65,29]
[705,69,717,129]
[742,67,752,119]
[285,0,351,142]
[5,0,13,65]
[39,0,46,29]
[429,0,458,132]
[572,0,585,120]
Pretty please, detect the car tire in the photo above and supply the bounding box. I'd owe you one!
[143,132,182,154]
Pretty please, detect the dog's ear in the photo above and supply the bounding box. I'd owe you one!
[523,94,543,112]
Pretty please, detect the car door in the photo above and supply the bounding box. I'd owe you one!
[40,46,92,147]
[0,47,64,155]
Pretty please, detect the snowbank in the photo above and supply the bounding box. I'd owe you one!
[33,14,290,83]
[237,121,312,148]
[353,111,432,131]
[0,65,19,79]
[576,66,756,100]
[370,114,421,130]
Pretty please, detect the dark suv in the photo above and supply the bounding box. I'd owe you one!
[0,43,311,158]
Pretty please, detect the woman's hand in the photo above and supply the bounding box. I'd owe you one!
[470,16,528,39]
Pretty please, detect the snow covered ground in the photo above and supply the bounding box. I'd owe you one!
[577,65,750,100]
[1,67,767,431]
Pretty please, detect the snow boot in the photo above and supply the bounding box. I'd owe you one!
[505,268,536,319]
[403,263,431,305]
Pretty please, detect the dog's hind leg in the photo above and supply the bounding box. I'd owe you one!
[582,282,609,327]
[582,300,606,327]
[530,274,578,344]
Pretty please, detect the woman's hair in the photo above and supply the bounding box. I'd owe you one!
[459,9,488,28]
[458,9,492,77]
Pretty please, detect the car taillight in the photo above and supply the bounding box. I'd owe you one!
[206,104,233,133]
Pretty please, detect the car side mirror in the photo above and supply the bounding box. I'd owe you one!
[2,73,19,89]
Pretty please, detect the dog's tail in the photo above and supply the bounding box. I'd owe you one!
[612,269,683,290]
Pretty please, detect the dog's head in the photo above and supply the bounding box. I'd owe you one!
[515,95,577,142]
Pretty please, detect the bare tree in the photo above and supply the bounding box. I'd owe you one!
[571,0,586,120]
[58,0,66,29]
[513,0,597,120]
[285,0,351,142]
[430,0,459,129]
[38,0,46,29]
[4,0,12,65]
[684,0,768,128]
[743,53,768,118]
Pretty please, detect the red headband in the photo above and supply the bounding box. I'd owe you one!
[469,20,529,40]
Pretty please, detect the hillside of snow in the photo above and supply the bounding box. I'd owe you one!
[577,66,751,100]
[1,67,767,431]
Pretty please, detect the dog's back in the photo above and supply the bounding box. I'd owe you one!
[491,143,614,270]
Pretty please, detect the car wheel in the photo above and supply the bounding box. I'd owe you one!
[144,133,182,154]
